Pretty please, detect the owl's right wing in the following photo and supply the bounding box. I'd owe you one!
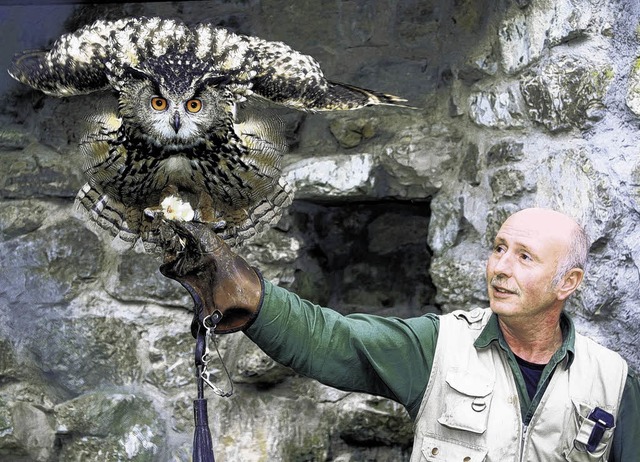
[8,17,190,97]
[7,20,123,97]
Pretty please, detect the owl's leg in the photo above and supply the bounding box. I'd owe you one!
[142,185,181,219]
[223,207,250,228]
[195,192,227,230]
[211,178,294,247]
[124,208,144,233]
[75,183,143,251]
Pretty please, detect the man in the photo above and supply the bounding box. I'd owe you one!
[161,207,640,461]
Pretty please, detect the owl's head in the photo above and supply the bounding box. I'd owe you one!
[117,57,236,149]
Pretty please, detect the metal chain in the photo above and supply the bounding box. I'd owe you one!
[198,312,234,398]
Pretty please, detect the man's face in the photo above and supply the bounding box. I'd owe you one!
[486,210,572,319]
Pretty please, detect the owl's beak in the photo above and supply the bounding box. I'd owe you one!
[172,113,181,133]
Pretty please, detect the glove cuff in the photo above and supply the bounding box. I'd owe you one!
[236,266,265,333]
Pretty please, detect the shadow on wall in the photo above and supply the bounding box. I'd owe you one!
[288,199,438,319]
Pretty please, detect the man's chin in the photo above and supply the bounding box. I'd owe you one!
[489,299,519,316]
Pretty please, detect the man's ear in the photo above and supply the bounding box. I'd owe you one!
[557,268,584,301]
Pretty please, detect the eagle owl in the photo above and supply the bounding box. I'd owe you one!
[9,16,406,250]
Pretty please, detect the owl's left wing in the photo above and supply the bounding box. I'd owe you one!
[240,35,407,111]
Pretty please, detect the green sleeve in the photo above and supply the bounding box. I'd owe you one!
[609,371,640,461]
[245,280,439,419]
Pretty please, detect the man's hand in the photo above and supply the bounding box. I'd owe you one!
[159,220,263,335]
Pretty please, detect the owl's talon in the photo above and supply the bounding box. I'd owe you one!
[143,207,163,221]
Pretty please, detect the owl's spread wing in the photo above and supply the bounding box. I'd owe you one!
[10,17,406,109]
[190,24,407,110]
[9,48,109,97]
[7,19,121,96]
[8,17,195,96]
[244,36,407,111]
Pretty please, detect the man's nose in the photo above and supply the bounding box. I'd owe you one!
[492,252,513,276]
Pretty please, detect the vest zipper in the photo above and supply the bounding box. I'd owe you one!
[519,424,528,461]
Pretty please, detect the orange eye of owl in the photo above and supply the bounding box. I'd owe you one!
[186,99,202,113]
[151,97,168,111]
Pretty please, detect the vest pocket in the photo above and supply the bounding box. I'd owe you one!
[437,368,494,434]
[563,400,614,461]
[420,435,488,461]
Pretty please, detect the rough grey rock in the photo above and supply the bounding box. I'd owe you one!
[489,167,534,201]
[458,38,499,83]
[3,401,56,462]
[329,117,377,149]
[486,139,525,165]
[0,216,103,310]
[1,0,640,461]
[54,392,164,459]
[0,128,31,150]
[145,331,194,391]
[498,0,594,75]
[285,154,377,200]
[336,395,413,447]
[0,141,83,199]
[427,193,464,255]
[626,58,640,116]
[57,433,160,462]
[468,83,526,128]
[105,251,191,307]
[0,200,49,240]
[227,335,294,385]
[520,56,612,132]
[0,337,21,383]
[25,316,141,395]
[429,241,488,311]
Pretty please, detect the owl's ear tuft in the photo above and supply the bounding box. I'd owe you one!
[197,73,232,91]
[123,66,154,82]
[121,66,163,96]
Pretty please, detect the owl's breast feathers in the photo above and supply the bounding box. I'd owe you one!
[86,122,267,207]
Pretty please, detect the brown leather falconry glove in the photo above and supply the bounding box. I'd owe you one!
[159,220,263,335]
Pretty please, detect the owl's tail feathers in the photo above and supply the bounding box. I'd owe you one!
[221,178,294,247]
[9,50,109,97]
[311,81,414,111]
[74,183,140,252]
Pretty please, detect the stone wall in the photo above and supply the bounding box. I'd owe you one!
[0,0,639,461]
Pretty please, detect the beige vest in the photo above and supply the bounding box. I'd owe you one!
[411,308,628,462]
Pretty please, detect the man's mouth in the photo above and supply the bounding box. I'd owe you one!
[493,286,514,294]
[491,281,518,296]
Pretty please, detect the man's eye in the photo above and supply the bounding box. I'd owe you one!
[494,245,505,253]
[520,253,532,261]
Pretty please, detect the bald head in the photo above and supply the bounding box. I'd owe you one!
[500,208,588,285]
